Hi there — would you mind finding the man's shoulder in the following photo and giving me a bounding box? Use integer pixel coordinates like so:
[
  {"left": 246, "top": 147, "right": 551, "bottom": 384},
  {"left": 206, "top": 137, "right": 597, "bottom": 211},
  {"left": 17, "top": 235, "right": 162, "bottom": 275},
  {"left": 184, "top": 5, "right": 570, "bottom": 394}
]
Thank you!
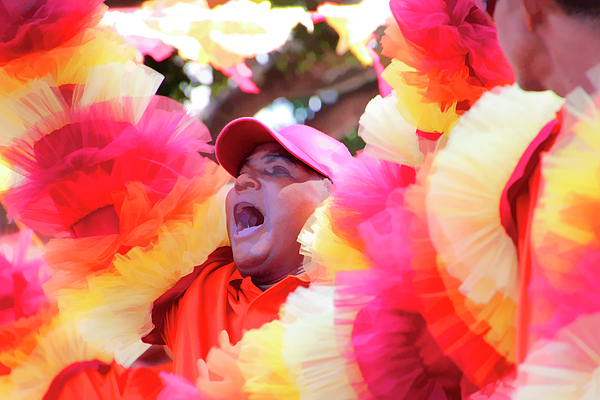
[{"left": 143, "top": 246, "right": 235, "bottom": 344}]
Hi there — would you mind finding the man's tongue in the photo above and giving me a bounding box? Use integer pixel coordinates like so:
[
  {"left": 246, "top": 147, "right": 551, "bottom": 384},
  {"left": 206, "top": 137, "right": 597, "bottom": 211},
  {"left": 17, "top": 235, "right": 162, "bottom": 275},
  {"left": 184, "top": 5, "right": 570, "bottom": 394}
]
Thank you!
[{"left": 238, "top": 207, "right": 264, "bottom": 232}]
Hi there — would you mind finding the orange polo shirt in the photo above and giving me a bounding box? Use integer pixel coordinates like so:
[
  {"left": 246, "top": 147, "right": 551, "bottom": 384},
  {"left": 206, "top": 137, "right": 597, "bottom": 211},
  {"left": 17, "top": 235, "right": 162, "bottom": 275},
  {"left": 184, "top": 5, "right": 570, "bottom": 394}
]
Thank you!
[{"left": 143, "top": 246, "right": 310, "bottom": 382}]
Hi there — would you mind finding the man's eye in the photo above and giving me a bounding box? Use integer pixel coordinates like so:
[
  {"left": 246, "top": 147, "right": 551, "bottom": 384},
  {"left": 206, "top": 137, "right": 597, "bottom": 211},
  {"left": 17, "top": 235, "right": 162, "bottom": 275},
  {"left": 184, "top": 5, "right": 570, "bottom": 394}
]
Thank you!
[{"left": 267, "top": 166, "right": 291, "bottom": 176}]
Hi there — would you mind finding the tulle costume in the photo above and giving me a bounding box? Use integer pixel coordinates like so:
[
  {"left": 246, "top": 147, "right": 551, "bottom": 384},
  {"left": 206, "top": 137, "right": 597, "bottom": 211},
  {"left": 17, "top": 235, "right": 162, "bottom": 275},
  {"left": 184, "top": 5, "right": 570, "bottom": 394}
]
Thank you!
[
  {"left": 0, "top": 228, "right": 185, "bottom": 400},
  {"left": 182, "top": 0, "right": 528, "bottom": 399},
  {"left": 0, "top": 0, "right": 242, "bottom": 398},
  {"left": 259, "top": 4, "right": 599, "bottom": 400}
]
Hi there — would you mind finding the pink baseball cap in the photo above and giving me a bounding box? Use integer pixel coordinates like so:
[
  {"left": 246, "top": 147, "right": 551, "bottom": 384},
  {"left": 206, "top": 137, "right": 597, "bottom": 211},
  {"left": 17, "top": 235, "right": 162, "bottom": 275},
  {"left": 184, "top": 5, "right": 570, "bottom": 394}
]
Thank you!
[{"left": 216, "top": 117, "right": 353, "bottom": 181}]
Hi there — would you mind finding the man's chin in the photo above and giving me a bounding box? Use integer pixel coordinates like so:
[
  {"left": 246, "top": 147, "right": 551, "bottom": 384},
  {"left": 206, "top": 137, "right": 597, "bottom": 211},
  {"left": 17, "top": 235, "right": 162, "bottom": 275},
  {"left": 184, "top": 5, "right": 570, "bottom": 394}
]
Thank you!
[
  {"left": 516, "top": 75, "right": 548, "bottom": 93},
  {"left": 231, "top": 246, "right": 269, "bottom": 277}
]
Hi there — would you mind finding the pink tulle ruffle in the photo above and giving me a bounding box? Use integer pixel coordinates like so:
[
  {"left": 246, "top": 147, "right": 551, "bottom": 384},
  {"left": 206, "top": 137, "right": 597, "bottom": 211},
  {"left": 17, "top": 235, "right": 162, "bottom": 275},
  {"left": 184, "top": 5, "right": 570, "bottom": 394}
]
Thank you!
[
  {"left": 2, "top": 96, "right": 216, "bottom": 236},
  {"left": 329, "top": 153, "right": 416, "bottom": 246},
  {"left": 351, "top": 298, "right": 463, "bottom": 400},
  {"left": 385, "top": 0, "right": 514, "bottom": 110},
  {"left": 0, "top": 229, "right": 48, "bottom": 326}
]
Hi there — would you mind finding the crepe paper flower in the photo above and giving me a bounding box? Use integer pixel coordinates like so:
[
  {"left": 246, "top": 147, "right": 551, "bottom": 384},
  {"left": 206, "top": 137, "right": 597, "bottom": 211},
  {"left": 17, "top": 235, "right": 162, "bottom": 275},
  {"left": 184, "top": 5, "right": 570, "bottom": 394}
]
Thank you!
[
  {"left": 0, "top": 0, "right": 106, "bottom": 65},
  {"left": 316, "top": 0, "right": 391, "bottom": 65}
]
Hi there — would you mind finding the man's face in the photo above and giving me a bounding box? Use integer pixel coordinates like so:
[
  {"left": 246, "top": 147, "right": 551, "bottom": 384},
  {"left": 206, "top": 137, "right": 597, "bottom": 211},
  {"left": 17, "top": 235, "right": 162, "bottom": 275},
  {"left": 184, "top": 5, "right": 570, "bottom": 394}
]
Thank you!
[
  {"left": 494, "top": 0, "right": 550, "bottom": 92},
  {"left": 225, "top": 142, "right": 330, "bottom": 284}
]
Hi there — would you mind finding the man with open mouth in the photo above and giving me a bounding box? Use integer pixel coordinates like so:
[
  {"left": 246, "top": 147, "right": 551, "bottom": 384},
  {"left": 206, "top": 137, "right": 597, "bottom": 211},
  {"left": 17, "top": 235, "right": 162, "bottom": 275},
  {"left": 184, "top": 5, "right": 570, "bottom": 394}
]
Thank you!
[{"left": 142, "top": 117, "right": 354, "bottom": 382}]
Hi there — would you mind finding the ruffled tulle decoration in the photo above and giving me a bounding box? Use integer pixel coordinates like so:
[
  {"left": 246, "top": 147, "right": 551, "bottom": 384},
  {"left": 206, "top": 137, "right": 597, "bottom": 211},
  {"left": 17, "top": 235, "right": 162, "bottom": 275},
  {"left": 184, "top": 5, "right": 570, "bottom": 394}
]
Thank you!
[
  {"left": 405, "top": 160, "right": 511, "bottom": 391},
  {"left": 0, "top": 228, "right": 59, "bottom": 372},
  {"left": 512, "top": 313, "right": 600, "bottom": 400},
  {"left": 9, "top": 320, "right": 114, "bottom": 400},
  {"left": 358, "top": 91, "right": 423, "bottom": 168},
  {"left": 299, "top": 154, "right": 415, "bottom": 277},
  {"left": 526, "top": 247, "right": 600, "bottom": 343},
  {"left": 351, "top": 297, "right": 463, "bottom": 400},
  {"left": 280, "top": 286, "right": 368, "bottom": 400},
  {"left": 237, "top": 321, "right": 300, "bottom": 400},
  {"left": 2, "top": 93, "right": 223, "bottom": 236},
  {"left": 0, "top": 62, "right": 163, "bottom": 148},
  {"left": 0, "top": 26, "right": 137, "bottom": 95},
  {"left": 60, "top": 191, "right": 229, "bottom": 355},
  {"left": 298, "top": 201, "right": 372, "bottom": 279},
  {"left": 42, "top": 169, "right": 229, "bottom": 292},
  {"left": 531, "top": 87, "right": 600, "bottom": 288},
  {"left": 0, "top": 228, "right": 48, "bottom": 324},
  {"left": 416, "top": 85, "right": 564, "bottom": 386},
  {"left": 0, "top": 0, "right": 106, "bottom": 65},
  {"left": 206, "top": 286, "right": 370, "bottom": 400},
  {"left": 328, "top": 153, "right": 415, "bottom": 247},
  {"left": 380, "top": 0, "right": 514, "bottom": 134}
]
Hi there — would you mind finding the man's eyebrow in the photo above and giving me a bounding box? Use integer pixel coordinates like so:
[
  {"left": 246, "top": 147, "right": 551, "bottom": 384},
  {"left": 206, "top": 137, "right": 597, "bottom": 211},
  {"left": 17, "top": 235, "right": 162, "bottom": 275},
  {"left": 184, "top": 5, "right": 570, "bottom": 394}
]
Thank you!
[
  {"left": 261, "top": 153, "right": 296, "bottom": 165},
  {"left": 241, "top": 152, "right": 297, "bottom": 169}
]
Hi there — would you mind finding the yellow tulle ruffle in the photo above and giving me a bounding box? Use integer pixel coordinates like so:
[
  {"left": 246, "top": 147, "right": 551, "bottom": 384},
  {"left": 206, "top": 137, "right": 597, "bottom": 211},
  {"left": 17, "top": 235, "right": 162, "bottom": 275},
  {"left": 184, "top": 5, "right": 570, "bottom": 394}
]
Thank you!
[
  {"left": 0, "top": 26, "right": 136, "bottom": 95},
  {"left": 0, "top": 62, "right": 163, "bottom": 146},
  {"left": 280, "top": 286, "right": 366, "bottom": 400},
  {"left": 238, "top": 321, "right": 300, "bottom": 400},
  {"left": 8, "top": 318, "right": 113, "bottom": 400},
  {"left": 59, "top": 189, "right": 229, "bottom": 356},
  {"left": 382, "top": 60, "right": 461, "bottom": 135},
  {"left": 229, "top": 286, "right": 367, "bottom": 400},
  {"left": 358, "top": 91, "right": 424, "bottom": 168},
  {"left": 298, "top": 201, "right": 371, "bottom": 279},
  {"left": 425, "top": 84, "right": 564, "bottom": 364},
  {"left": 43, "top": 169, "right": 230, "bottom": 293},
  {"left": 0, "top": 302, "right": 59, "bottom": 372},
  {"left": 531, "top": 88, "right": 600, "bottom": 287}
]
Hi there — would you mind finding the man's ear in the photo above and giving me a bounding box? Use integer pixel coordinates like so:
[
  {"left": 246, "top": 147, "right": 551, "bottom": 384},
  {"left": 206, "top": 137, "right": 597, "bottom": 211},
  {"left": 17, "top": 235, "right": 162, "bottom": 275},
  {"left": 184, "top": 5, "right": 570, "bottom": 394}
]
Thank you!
[
  {"left": 523, "top": 0, "right": 543, "bottom": 29},
  {"left": 523, "top": 0, "right": 557, "bottom": 30}
]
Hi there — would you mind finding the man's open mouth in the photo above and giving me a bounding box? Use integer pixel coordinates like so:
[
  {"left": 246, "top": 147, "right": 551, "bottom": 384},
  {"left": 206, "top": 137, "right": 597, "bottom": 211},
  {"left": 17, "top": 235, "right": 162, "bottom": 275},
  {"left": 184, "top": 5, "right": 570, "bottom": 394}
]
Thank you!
[{"left": 234, "top": 202, "right": 265, "bottom": 236}]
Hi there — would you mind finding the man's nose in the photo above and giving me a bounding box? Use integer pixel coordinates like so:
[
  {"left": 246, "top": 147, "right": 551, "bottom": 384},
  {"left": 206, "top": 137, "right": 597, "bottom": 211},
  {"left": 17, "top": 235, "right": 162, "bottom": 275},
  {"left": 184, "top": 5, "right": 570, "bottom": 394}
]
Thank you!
[{"left": 234, "top": 172, "right": 261, "bottom": 192}]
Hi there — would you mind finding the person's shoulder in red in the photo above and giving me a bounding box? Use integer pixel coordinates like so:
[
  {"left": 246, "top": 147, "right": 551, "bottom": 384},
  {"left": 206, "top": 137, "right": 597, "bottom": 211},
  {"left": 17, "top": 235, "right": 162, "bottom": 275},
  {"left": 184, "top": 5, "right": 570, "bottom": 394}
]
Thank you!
[{"left": 141, "top": 119, "right": 354, "bottom": 381}]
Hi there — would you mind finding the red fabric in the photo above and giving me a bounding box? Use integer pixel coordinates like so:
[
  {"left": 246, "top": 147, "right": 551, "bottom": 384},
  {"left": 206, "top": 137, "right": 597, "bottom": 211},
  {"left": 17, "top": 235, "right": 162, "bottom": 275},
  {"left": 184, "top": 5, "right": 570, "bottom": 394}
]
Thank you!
[
  {"left": 503, "top": 124, "right": 559, "bottom": 364},
  {"left": 144, "top": 246, "right": 310, "bottom": 382},
  {"left": 55, "top": 362, "right": 164, "bottom": 400},
  {"left": 44, "top": 360, "right": 111, "bottom": 400},
  {"left": 499, "top": 116, "right": 561, "bottom": 246},
  {"left": 69, "top": 205, "right": 121, "bottom": 238}
]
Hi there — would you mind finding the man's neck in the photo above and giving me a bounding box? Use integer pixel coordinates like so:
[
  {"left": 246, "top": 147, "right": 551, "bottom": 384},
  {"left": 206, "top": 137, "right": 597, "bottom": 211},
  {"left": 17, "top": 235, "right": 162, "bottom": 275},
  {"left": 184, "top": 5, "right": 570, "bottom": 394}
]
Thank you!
[
  {"left": 251, "top": 265, "right": 305, "bottom": 291},
  {"left": 543, "top": 14, "right": 600, "bottom": 97}
]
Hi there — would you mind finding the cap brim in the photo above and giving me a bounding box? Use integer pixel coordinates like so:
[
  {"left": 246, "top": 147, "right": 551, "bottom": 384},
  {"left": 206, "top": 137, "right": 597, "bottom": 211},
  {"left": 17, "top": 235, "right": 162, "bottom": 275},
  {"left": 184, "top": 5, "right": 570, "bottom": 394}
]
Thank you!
[{"left": 216, "top": 118, "right": 329, "bottom": 178}]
